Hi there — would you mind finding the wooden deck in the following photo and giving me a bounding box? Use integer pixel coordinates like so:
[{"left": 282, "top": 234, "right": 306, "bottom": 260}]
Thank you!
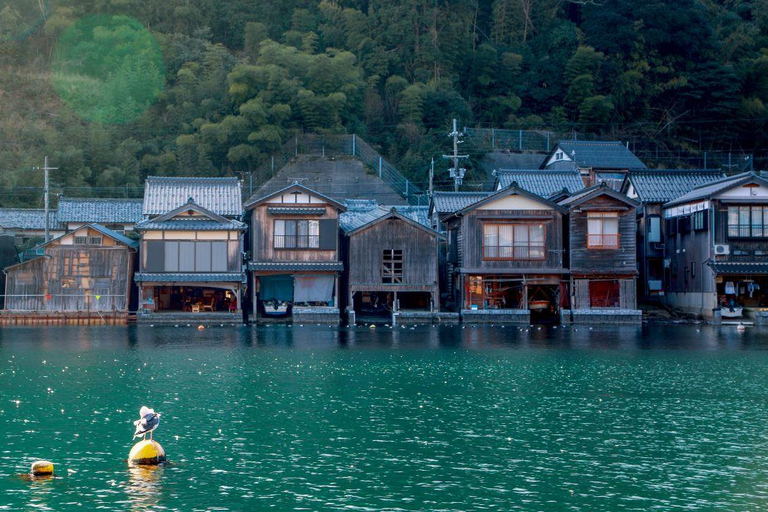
[{"left": 0, "top": 311, "right": 129, "bottom": 325}]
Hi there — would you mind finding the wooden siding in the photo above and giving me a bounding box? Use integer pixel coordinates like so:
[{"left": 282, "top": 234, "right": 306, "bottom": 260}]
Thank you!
[
  {"left": 251, "top": 204, "right": 340, "bottom": 262},
  {"left": 348, "top": 218, "right": 439, "bottom": 289},
  {"left": 460, "top": 209, "right": 564, "bottom": 271},
  {"left": 568, "top": 195, "right": 637, "bottom": 274},
  {"left": 5, "top": 246, "right": 133, "bottom": 312},
  {"left": 713, "top": 203, "right": 768, "bottom": 260}
]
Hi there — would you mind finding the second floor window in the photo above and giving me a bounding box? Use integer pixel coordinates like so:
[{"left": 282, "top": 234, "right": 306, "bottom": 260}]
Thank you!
[
  {"left": 587, "top": 212, "right": 619, "bottom": 249},
  {"left": 382, "top": 249, "right": 403, "bottom": 283},
  {"left": 274, "top": 219, "right": 319, "bottom": 249},
  {"left": 483, "top": 223, "right": 545, "bottom": 260},
  {"left": 728, "top": 206, "right": 768, "bottom": 238}
]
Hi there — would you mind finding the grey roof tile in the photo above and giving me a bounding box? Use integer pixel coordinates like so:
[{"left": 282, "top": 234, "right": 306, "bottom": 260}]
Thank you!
[
  {"left": 134, "top": 218, "right": 246, "bottom": 231},
  {"left": 495, "top": 169, "right": 585, "bottom": 197},
  {"left": 339, "top": 201, "right": 430, "bottom": 233},
  {"left": 143, "top": 176, "right": 242, "bottom": 217},
  {"left": 58, "top": 197, "right": 143, "bottom": 223},
  {"left": 626, "top": 170, "right": 725, "bottom": 203},
  {"left": 664, "top": 172, "right": 766, "bottom": 207},
  {"left": 709, "top": 262, "right": 768, "bottom": 275},
  {"left": 0, "top": 208, "right": 62, "bottom": 230},
  {"left": 135, "top": 272, "right": 246, "bottom": 283},
  {"left": 548, "top": 140, "right": 646, "bottom": 169},
  {"left": 248, "top": 262, "right": 344, "bottom": 271},
  {"left": 431, "top": 192, "right": 491, "bottom": 215}
]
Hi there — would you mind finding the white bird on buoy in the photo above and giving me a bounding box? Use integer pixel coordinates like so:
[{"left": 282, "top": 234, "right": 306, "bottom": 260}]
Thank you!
[{"left": 133, "top": 406, "right": 161, "bottom": 440}]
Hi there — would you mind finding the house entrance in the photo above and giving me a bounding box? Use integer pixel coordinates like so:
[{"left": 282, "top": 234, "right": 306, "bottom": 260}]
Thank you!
[{"left": 151, "top": 286, "right": 238, "bottom": 313}]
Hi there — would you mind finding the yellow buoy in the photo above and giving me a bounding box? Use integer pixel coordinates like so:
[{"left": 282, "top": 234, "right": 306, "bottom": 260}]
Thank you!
[
  {"left": 128, "top": 439, "right": 166, "bottom": 465},
  {"left": 30, "top": 460, "right": 54, "bottom": 476}
]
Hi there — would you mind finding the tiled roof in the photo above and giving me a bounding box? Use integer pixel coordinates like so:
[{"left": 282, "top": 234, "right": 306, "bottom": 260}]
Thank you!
[
  {"left": 135, "top": 272, "right": 246, "bottom": 283},
  {"left": 339, "top": 201, "right": 430, "bottom": 233},
  {"left": 79, "top": 224, "right": 139, "bottom": 249},
  {"left": 665, "top": 172, "right": 767, "bottom": 207},
  {"left": 143, "top": 176, "right": 242, "bottom": 217},
  {"left": 431, "top": 192, "right": 491, "bottom": 215},
  {"left": 267, "top": 207, "right": 326, "bottom": 215},
  {"left": 709, "top": 262, "right": 768, "bottom": 275},
  {"left": 0, "top": 208, "right": 62, "bottom": 231},
  {"left": 58, "top": 197, "right": 143, "bottom": 224},
  {"left": 244, "top": 182, "right": 346, "bottom": 210},
  {"left": 547, "top": 141, "right": 646, "bottom": 170},
  {"left": 248, "top": 261, "right": 344, "bottom": 271},
  {"left": 134, "top": 218, "right": 246, "bottom": 231},
  {"left": 626, "top": 170, "right": 725, "bottom": 203},
  {"left": 557, "top": 183, "right": 638, "bottom": 208},
  {"left": 495, "top": 169, "right": 585, "bottom": 197}
]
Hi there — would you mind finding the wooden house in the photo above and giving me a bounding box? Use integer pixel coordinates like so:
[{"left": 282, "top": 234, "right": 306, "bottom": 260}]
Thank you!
[
  {"left": 0, "top": 208, "right": 64, "bottom": 248},
  {"left": 57, "top": 197, "right": 144, "bottom": 234},
  {"left": 558, "top": 183, "right": 641, "bottom": 324},
  {"left": 2, "top": 224, "right": 137, "bottom": 324},
  {"left": 340, "top": 200, "right": 443, "bottom": 323},
  {"left": 662, "top": 172, "right": 768, "bottom": 322},
  {"left": 244, "top": 183, "right": 345, "bottom": 323},
  {"left": 441, "top": 185, "right": 568, "bottom": 324},
  {"left": 542, "top": 140, "right": 646, "bottom": 190},
  {"left": 621, "top": 170, "right": 724, "bottom": 301},
  {"left": 133, "top": 177, "right": 246, "bottom": 323}
]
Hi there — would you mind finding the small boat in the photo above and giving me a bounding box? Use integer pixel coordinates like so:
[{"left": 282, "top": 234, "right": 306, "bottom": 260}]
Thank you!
[
  {"left": 261, "top": 299, "right": 290, "bottom": 316},
  {"left": 528, "top": 300, "right": 550, "bottom": 311},
  {"left": 721, "top": 306, "right": 743, "bottom": 318}
]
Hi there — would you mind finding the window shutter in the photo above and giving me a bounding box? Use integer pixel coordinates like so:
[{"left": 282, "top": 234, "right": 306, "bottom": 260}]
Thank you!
[
  {"left": 145, "top": 241, "right": 164, "bottom": 272},
  {"left": 319, "top": 219, "right": 338, "bottom": 250}
]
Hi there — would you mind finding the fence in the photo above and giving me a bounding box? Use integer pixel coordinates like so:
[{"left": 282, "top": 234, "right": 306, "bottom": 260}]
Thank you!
[{"left": 251, "top": 134, "right": 424, "bottom": 205}]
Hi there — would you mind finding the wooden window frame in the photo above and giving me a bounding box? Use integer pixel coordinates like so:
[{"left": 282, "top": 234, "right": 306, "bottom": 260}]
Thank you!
[
  {"left": 382, "top": 249, "right": 403, "bottom": 284},
  {"left": 587, "top": 212, "right": 620, "bottom": 250},
  {"left": 727, "top": 206, "right": 768, "bottom": 239},
  {"left": 273, "top": 219, "right": 320, "bottom": 250},
  {"left": 482, "top": 222, "right": 547, "bottom": 261}
]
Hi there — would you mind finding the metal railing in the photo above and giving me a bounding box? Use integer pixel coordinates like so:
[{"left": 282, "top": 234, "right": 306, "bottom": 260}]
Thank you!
[
  {"left": 728, "top": 224, "right": 768, "bottom": 238},
  {"left": 482, "top": 244, "right": 546, "bottom": 260},
  {"left": 587, "top": 234, "right": 620, "bottom": 248},
  {"left": 273, "top": 234, "right": 320, "bottom": 249}
]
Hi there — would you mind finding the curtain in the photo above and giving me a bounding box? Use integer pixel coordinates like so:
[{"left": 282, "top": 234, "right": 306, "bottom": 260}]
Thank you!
[
  {"left": 258, "top": 275, "right": 294, "bottom": 302},
  {"left": 294, "top": 275, "right": 334, "bottom": 303}
]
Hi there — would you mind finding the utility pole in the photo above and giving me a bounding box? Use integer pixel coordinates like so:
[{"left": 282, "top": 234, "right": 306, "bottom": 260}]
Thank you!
[
  {"left": 429, "top": 158, "right": 434, "bottom": 198},
  {"left": 33, "top": 156, "right": 57, "bottom": 243},
  {"left": 442, "top": 119, "right": 468, "bottom": 192}
]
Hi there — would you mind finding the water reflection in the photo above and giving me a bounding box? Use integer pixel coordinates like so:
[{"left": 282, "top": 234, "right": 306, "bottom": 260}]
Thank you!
[{"left": 125, "top": 464, "right": 163, "bottom": 512}]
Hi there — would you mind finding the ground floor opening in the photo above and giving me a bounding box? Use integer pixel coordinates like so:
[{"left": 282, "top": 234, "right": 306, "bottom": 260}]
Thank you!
[
  {"left": 142, "top": 285, "right": 240, "bottom": 313},
  {"left": 716, "top": 275, "right": 768, "bottom": 317},
  {"left": 254, "top": 273, "right": 338, "bottom": 319},
  {"left": 461, "top": 274, "right": 566, "bottom": 323}
]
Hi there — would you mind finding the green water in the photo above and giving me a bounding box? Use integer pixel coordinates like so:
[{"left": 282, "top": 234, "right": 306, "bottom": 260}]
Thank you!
[{"left": 2, "top": 324, "right": 768, "bottom": 511}]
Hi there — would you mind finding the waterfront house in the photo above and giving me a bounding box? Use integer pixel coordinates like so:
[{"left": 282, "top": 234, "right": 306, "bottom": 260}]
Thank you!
[
  {"left": 134, "top": 177, "right": 246, "bottom": 323},
  {"left": 441, "top": 184, "right": 568, "bottom": 323},
  {"left": 621, "top": 170, "right": 724, "bottom": 301},
  {"left": 340, "top": 200, "right": 443, "bottom": 324},
  {"left": 244, "top": 183, "right": 345, "bottom": 323},
  {"left": 541, "top": 140, "right": 646, "bottom": 190},
  {"left": 662, "top": 171, "right": 768, "bottom": 322},
  {"left": 2, "top": 224, "right": 137, "bottom": 324},
  {"left": 558, "top": 183, "right": 641, "bottom": 324},
  {"left": 57, "top": 197, "right": 144, "bottom": 234},
  {"left": 0, "top": 208, "right": 64, "bottom": 248}
]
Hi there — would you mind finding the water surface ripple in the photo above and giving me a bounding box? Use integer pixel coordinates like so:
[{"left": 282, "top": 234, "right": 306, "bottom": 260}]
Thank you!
[{"left": 1, "top": 324, "right": 768, "bottom": 510}]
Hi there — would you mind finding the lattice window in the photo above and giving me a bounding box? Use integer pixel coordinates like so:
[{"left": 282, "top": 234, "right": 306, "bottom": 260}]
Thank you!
[{"left": 382, "top": 249, "right": 403, "bottom": 284}]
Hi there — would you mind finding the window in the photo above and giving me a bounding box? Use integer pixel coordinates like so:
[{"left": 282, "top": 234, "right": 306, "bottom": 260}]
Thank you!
[
  {"left": 74, "top": 236, "right": 102, "bottom": 245},
  {"left": 728, "top": 206, "right": 768, "bottom": 238},
  {"left": 274, "top": 220, "right": 320, "bottom": 249},
  {"left": 589, "top": 280, "right": 621, "bottom": 308},
  {"left": 382, "top": 249, "right": 403, "bottom": 283},
  {"left": 693, "top": 210, "right": 706, "bottom": 231},
  {"left": 648, "top": 216, "right": 661, "bottom": 243},
  {"left": 587, "top": 212, "right": 619, "bottom": 249},
  {"left": 556, "top": 151, "right": 563, "bottom": 160},
  {"left": 482, "top": 223, "right": 545, "bottom": 260},
  {"left": 74, "top": 236, "right": 87, "bottom": 244}
]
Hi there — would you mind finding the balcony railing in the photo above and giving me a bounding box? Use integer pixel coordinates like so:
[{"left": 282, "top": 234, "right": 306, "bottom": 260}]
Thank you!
[
  {"left": 728, "top": 224, "right": 767, "bottom": 238},
  {"left": 483, "top": 243, "right": 546, "bottom": 260},
  {"left": 587, "top": 234, "right": 620, "bottom": 249},
  {"left": 274, "top": 235, "right": 320, "bottom": 249}
]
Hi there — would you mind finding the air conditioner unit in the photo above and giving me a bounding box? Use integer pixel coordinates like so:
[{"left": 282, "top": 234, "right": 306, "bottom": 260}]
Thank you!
[
  {"left": 714, "top": 244, "right": 730, "bottom": 255},
  {"left": 663, "top": 259, "right": 671, "bottom": 268}
]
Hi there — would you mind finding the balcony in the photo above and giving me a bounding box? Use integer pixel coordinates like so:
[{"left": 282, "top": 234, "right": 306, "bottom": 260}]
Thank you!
[{"left": 274, "top": 234, "right": 320, "bottom": 249}]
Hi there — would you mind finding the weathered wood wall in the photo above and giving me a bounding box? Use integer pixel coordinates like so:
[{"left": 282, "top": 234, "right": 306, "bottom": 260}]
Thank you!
[
  {"left": 348, "top": 218, "right": 438, "bottom": 288},
  {"left": 459, "top": 209, "right": 563, "bottom": 271},
  {"left": 250, "top": 205, "right": 340, "bottom": 262},
  {"left": 568, "top": 195, "right": 637, "bottom": 273}
]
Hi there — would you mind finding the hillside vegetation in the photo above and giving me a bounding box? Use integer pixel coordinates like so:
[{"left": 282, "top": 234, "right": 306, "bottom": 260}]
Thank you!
[{"left": 1, "top": 0, "right": 767, "bottom": 204}]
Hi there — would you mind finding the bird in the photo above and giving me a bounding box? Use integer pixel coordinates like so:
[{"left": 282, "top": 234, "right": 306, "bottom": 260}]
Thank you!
[{"left": 133, "top": 406, "right": 161, "bottom": 440}]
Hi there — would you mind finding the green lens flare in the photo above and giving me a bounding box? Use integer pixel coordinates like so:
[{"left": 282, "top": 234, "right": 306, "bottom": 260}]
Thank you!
[{"left": 51, "top": 15, "right": 164, "bottom": 124}]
